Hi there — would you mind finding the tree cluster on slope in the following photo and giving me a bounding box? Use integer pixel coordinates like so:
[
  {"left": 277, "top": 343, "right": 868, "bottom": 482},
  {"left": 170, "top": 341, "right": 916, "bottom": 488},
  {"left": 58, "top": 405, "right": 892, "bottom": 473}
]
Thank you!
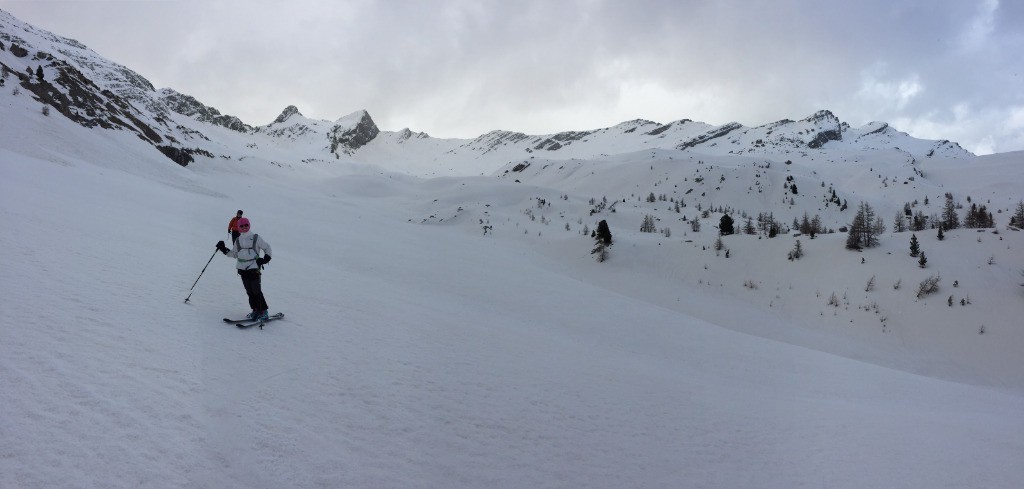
[{"left": 845, "top": 202, "right": 883, "bottom": 250}]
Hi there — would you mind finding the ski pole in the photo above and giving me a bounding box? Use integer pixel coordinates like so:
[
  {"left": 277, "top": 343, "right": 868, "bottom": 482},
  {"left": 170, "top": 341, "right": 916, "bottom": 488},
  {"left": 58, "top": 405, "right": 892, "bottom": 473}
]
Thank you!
[{"left": 184, "top": 248, "right": 219, "bottom": 303}]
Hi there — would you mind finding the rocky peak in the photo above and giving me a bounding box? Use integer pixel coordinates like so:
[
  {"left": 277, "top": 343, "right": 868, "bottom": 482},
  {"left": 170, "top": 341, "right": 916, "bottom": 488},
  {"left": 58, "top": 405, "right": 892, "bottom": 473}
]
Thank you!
[
  {"left": 329, "top": 110, "right": 380, "bottom": 155},
  {"left": 801, "top": 110, "right": 843, "bottom": 148},
  {"left": 273, "top": 105, "right": 303, "bottom": 124}
]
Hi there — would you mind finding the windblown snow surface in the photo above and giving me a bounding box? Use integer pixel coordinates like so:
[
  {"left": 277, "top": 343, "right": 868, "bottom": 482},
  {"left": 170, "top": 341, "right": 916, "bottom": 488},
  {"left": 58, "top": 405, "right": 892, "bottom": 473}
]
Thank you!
[{"left": 3, "top": 90, "right": 1024, "bottom": 488}]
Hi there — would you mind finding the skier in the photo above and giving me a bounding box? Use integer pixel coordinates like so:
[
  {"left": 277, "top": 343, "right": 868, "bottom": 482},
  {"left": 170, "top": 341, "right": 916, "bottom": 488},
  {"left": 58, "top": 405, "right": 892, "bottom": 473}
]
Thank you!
[
  {"left": 227, "top": 210, "right": 244, "bottom": 243},
  {"left": 216, "top": 217, "right": 272, "bottom": 320}
]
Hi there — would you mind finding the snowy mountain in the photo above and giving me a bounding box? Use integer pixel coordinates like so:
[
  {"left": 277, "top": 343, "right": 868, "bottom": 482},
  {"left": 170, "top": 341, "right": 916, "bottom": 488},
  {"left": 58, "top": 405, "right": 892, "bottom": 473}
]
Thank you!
[
  {"left": 3, "top": 9, "right": 1024, "bottom": 489},
  {"left": 2, "top": 8, "right": 972, "bottom": 175}
]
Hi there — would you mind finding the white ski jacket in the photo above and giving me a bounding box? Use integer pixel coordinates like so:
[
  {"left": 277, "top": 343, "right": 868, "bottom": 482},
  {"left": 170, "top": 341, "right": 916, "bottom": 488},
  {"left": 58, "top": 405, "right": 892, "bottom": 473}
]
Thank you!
[{"left": 227, "top": 231, "right": 272, "bottom": 270}]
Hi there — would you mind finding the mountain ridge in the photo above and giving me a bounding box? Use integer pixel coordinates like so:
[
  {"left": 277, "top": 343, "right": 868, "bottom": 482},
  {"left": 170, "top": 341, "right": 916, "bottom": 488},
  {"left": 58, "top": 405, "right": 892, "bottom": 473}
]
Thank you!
[{"left": 0, "top": 8, "right": 973, "bottom": 172}]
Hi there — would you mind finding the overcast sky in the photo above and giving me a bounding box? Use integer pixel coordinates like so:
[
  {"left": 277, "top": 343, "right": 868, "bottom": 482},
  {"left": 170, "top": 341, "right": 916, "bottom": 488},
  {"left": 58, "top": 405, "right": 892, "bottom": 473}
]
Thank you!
[{"left": 3, "top": 0, "right": 1022, "bottom": 154}]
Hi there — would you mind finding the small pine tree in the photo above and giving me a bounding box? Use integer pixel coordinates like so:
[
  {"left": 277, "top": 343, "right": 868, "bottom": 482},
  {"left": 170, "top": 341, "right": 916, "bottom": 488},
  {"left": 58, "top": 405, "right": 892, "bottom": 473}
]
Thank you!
[
  {"left": 35, "top": 65, "right": 43, "bottom": 81},
  {"left": 744, "top": 217, "right": 757, "bottom": 235},
  {"left": 918, "top": 251, "right": 928, "bottom": 268},
  {"left": 788, "top": 239, "right": 803, "bottom": 260},
  {"left": 909, "top": 234, "right": 920, "bottom": 257},
  {"left": 591, "top": 220, "right": 612, "bottom": 262},
  {"left": 595, "top": 220, "right": 612, "bottom": 245},
  {"left": 719, "top": 214, "right": 734, "bottom": 236},
  {"left": 937, "top": 226, "right": 944, "bottom": 241},
  {"left": 942, "top": 195, "right": 959, "bottom": 230},
  {"left": 893, "top": 211, "right": 906, "bottom": 233},
  {"left": 1010, "top": 200, "right": 1024, "bottom": 228}
]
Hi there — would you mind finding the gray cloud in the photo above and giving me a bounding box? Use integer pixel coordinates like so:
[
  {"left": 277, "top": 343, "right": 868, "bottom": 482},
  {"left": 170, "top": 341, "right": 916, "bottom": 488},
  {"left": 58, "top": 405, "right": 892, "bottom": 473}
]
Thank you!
[{"left": 3, "top": 0, "right": 1022, "bottom": 153}]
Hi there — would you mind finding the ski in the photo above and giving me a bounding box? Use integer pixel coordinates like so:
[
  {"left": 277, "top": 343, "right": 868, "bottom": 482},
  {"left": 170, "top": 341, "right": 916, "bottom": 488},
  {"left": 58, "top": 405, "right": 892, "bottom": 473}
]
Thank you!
[
  {"left": 233, "top": 312, "right": 284, "bottom": 329},
  {"left": 223, "top": 313, "right": 284, "bottom": 324}
]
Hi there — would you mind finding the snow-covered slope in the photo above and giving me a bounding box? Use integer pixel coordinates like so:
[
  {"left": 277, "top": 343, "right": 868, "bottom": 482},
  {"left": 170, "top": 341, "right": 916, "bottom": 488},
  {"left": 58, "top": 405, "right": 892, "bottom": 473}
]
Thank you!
[
  {"left": 3, "top": 9, "right": 1024, "bottom": 488},
  {"left": 4, "top": 99, "right": 1024, "bottom": 488}
]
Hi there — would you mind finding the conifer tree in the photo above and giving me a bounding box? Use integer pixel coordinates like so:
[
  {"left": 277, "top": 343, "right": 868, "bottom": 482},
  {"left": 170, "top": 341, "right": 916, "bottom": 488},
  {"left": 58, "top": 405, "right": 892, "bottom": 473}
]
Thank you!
[
  {"left": 595, "top": 220, "right": 612, "bottom": 245},
  {"left": 640, "top": 215, "right": 656, "bottom": 233},
  {"left": 893, "top": 211, "right": 906, "bottom": 233},
  {"left": 719, "top": 214, "right": 734, "bottom": 236},
  {"left": 810, "top": 215, "right": 822, "bottom": 238},
  {"left": 591, "top": 220, "right": 612, "bottom": 262},
  {"left": 1012, "top": 201, "right": 1024, "bottom": 228},
  {"left": 918, "top": 251, "right": 928, "bottom": 268},
  {"left": 909, "top": 234, "right": 920, "bottom": 257},
  {"left": 744, "top": 217, "right": 756, "bottom": 235},
  {"left": 846, "top": 202, "right": 879, "bottom": 249},
  {"left": 942, "top": 195, "right": 959, "bottom": 230}
]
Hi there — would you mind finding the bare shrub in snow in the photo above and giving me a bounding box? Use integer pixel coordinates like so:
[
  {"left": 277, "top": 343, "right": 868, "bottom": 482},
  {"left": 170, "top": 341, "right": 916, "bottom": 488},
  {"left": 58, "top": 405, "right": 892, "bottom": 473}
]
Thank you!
[{"left": 916, "top": 274, "right": 941, "bottom": 299}]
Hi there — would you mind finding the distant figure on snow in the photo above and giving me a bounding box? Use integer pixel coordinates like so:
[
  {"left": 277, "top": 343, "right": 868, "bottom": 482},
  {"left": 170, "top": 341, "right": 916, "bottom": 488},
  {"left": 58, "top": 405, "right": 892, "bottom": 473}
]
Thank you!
[
  {"left": 228, "top": 210, "right": 244, "bottom": 243},
  {"left": 216, "top": 217, "right": 273, "bottom": 320}
]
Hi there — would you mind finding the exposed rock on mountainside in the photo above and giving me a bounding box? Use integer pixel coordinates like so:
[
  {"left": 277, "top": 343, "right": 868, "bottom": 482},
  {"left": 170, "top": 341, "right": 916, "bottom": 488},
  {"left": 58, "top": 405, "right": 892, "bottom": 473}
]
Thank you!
[
  {"left": 159, "top": 88, "right": 252, "bottom": 133},
  {"left": 330, "top": 110, "right": 380, "bottom": 155},
  {"left": 677, "top": 122, "right": 744, "bottom": 150},
  {"left": 273, "top": 105, "right": 302, "bottom": 124}
]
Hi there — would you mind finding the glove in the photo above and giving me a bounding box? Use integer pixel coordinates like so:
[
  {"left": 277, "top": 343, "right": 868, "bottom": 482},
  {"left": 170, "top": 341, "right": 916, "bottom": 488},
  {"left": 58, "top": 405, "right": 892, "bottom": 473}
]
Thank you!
[
  {"left": 216, "top": 240, "right": 228, "bottom": 254},
  {"left": 256, "top": 255, "right": 271, "bottom": 266}
]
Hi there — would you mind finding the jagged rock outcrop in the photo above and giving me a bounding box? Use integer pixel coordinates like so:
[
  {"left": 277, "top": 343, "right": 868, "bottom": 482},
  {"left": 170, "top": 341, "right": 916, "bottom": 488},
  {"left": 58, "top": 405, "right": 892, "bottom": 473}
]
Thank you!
[
  {"left": 677, "top": 122, "right": 744, "bottom": 150},
  {"left": 803, "top": 110, "right": 843, "bottom": 148},
  {"left": 533, "top": 130, "right": 595, "bottom": 151},
  {"left": 158, "top": 88, "right": 252, "bottom": 133},
  {"left": 329, "top": 110, "right": 380, "bottom": 155},
  {"left": 273, "top": 105, "right": 302, "bottom": 124}
]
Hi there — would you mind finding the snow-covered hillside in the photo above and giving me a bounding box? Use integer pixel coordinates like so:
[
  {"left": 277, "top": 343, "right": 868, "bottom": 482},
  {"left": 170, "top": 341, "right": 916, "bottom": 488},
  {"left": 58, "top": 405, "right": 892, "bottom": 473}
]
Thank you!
[{"left": 3, "top": 8, "right": 1024, "bottom": 489}]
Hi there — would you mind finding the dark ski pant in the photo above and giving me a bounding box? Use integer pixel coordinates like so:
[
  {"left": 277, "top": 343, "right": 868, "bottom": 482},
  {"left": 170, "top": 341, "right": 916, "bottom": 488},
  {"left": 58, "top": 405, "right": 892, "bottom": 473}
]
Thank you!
[{"left": 238, "top": 268, "right": 269, "bottom": 312}]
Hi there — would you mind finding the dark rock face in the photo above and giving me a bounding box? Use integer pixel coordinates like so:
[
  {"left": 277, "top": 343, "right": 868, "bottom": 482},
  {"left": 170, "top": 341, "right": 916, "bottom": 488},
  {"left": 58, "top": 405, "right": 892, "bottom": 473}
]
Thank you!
[
  {"left": 274, "top": 105, "right": 302, "bottom": 124},
  {"left": 803, "top": 110, "right": 843, "bottom": 149},
  {"left": 677, "top": 122, "right": 743, "bottom": 150},
  {"left": 9, "top": 43, "right": 28, "bottom": 57},
  {"left": 157, "top": 145, "right": 194, "bottom": 167},
  {"left": 14, "top": 57, "right": 165, "bottom": 145},
  {"left": 533, "top": 130, "right": 595, "bottom": 151},
  {"left": 807, "top": 128, "right": 842, "bottom": 149},
  {"left": 159, "top": 89, "right": 252, "bottom": 133},
  {"left": 330, "top": 111, "right": 380, "bottom": 154}
]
